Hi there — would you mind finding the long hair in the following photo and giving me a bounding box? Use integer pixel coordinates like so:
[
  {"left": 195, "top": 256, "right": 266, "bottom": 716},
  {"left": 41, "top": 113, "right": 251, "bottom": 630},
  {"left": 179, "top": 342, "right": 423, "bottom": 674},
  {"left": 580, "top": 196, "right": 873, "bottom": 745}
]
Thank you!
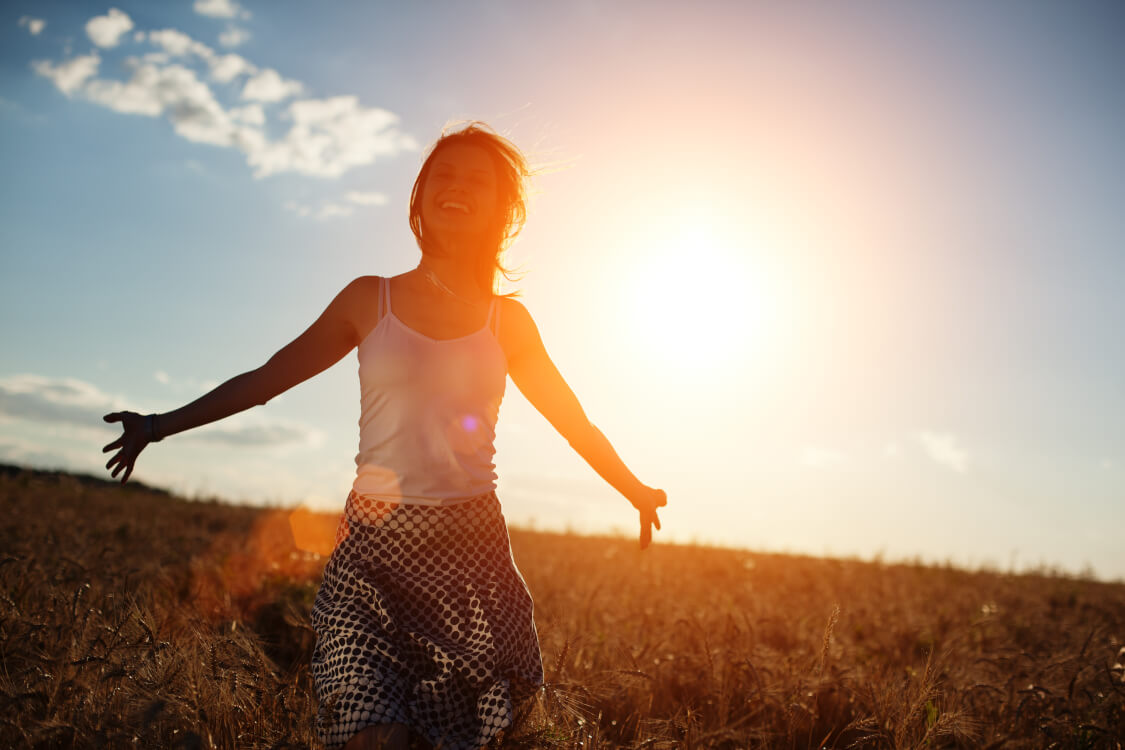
[{"left": 409, "top": 122, "right": 530, "bottom": 297}]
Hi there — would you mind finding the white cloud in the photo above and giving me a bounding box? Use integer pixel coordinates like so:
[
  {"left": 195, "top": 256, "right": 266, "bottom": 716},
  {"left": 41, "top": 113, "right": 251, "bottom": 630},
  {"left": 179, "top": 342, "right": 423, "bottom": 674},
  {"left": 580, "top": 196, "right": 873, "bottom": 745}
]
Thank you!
[
  {"left": 31, "top": 16, "right": 415, "bottom": 180},
  {"left": 194, "top": 0, "right": 249, "bottom": 20},
  {"left": 241, "top": 68, "right": 303, "bottom": 103},
  {"left": 249, "top": 96, "right": 417, "bottom": 178},
  {"left": 0, "top": 373, "right": 318, "bottom": 450},
  {"left": 208, "top": 53, "right": 256, "bottom": 83},
  {"left": 86, "top": 8, "right": 134, "bottom": 49},
  {"left": 19, "top": 16, "right": 46, "bottom": 36},
  {"left": 284, "top": 200, "right": 355, "bottom": 221},
  {"left": 83, "top": 62, "right": 236, "bottom": 146},
  {"left": 316, "top": 202, "right": 354, "bottom": 220},
  {"left": 145, "top": 28, "right": 213, "bottom": 59},
  {"left": 219, "top": 26, "right": 251, "bottom": 48},
  {"left": 346, "top": 191, "right": 389, "bottom": 206},
  {"left": 193, "top": 419, "right": 321, "bottom": 447},
  {"left": 801, "top": 446, "right": 846, "bottom": 469},
  {"left": 154, "top": 371, "right": 171, "bottom": 385},
  {"left": 31, "top": 53, "right": 101, "bottom": 96},
  {"left": 229, "top": 104, "right": 265, "bottom": 126},
  {"left": 0, "top": 374, "right": 122, "bottom": 428},
  {"left": 915, "top": 431, "right": 969, "bottom": 473},
  {"left": 285, "top": 192, "right": 388, "bottom": 221}
]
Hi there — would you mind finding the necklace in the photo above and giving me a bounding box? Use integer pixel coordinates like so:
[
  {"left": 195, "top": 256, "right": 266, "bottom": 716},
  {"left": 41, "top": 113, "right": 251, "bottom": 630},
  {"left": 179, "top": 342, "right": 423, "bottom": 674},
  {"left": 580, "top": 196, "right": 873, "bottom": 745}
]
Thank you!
[{"left": 419, "top": 265, "right": 480, "bottom": 307}]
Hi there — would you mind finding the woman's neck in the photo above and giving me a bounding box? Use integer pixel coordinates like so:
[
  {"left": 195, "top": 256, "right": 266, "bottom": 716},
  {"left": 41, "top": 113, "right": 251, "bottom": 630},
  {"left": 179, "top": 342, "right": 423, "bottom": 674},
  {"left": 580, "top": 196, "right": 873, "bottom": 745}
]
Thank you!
[{"left": 417, "top": 254, "right": 488, "bottom": 305}]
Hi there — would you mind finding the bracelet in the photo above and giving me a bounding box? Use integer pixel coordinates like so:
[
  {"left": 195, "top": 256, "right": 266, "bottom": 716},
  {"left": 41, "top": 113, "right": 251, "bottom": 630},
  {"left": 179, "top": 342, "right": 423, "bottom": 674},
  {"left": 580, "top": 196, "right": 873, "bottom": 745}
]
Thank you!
[{"left": 145, "top": 413, "right": 164, "bottom": 443}]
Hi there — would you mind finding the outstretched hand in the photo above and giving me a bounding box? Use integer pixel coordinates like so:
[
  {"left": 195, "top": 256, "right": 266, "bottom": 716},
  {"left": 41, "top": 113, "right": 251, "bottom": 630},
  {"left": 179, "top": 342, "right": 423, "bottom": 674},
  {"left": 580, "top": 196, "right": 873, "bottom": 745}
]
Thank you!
[
  {"left": 102, "top": 411, "right": 149, "bottom": 483},
  {"left": 630, "top": 486, "right": 667, "bottom": 550}
]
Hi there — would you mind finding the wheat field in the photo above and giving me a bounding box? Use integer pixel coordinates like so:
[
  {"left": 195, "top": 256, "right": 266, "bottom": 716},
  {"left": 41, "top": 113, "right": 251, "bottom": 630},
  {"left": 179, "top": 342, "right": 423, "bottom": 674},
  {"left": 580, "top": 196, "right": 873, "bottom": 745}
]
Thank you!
[{"left": 1, "top": 464, "right": 1123, "bottom": 748}]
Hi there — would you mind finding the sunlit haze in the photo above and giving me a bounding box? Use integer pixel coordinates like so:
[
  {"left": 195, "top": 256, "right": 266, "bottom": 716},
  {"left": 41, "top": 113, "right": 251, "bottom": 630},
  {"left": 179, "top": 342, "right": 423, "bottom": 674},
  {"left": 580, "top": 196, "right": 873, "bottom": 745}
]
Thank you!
[{"left": 2, "top": 1, "right": 1123, "bottom": 579}]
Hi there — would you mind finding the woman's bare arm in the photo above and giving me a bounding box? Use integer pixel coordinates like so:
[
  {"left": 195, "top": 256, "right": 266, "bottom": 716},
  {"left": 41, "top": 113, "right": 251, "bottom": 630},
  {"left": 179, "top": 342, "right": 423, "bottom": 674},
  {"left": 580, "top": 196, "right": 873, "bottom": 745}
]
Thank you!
[
  {"left": 103, "top": 277, "right": 373, "bottom": 483},
  {"left": 500, "top": 298, "right": 667, "bottom": 548}
]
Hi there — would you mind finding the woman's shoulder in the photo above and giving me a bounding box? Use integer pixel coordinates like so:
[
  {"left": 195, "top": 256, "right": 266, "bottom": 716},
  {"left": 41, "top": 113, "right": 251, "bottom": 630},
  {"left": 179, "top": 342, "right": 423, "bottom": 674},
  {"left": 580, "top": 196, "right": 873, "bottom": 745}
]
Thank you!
[
  {"left": 495, "top": 297, "right": 541, "bottom": 355},
  {"left": 329, "top": 276, "right": 383, "bottom": 323},
  {"left": 346, "top": 275, "right": 383, "bottom": 291},
  {"left": 496, "top": 296, "right": 533, "bottom": 325}
]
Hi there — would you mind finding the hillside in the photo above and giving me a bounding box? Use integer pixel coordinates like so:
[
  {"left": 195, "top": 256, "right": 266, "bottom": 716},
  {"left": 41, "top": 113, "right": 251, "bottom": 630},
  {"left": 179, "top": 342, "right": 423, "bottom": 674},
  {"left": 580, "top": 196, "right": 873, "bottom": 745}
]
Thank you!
[{"left": 1, "top": 465, "right": 1123, "bottom": 748}]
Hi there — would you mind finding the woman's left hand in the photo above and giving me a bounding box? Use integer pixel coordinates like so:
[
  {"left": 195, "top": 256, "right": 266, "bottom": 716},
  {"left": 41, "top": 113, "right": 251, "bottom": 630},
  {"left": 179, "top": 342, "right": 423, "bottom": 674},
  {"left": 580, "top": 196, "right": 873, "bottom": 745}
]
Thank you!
[{"left": 630, "top": 486, "right": 667, "bottom": 550}]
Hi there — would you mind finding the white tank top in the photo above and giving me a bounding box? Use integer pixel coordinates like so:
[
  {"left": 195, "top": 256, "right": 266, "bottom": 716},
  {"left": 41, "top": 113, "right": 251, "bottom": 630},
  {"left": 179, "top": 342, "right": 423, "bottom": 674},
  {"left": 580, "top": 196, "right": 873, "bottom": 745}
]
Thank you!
[{"left": 352, "top": 276, "right": 508, "bottom": 505}]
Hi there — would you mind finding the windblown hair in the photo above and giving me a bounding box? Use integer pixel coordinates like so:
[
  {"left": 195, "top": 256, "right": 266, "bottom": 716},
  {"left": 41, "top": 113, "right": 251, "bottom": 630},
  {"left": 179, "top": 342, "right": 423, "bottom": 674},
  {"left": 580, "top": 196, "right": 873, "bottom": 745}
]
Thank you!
[{"left": 409, "top": 122, "right": 530, "bottom": 297}]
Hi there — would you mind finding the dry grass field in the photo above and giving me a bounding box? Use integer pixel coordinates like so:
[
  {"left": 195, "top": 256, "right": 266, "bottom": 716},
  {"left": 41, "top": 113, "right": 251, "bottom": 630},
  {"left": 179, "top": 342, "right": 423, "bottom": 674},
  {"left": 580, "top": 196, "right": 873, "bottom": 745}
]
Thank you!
[{"left": 2, "top": 464, "right": 1123, "bottom": 749}]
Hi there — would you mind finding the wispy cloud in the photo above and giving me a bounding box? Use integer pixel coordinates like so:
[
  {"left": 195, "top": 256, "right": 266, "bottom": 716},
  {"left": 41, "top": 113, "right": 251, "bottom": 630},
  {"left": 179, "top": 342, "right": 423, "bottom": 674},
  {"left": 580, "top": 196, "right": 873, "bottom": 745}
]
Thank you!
[
  {"left": 0, "top": 436, "right": 81, "bottom": 471},
  {"left": 285, "top": 191, "right": 389, "bottom": 221},
  {"left": 915, "top": 431, "right": 969, "bottom": 473},
  {"left": 0, "top": 374, "right": 121, "bottom": 428},
  {"left": 248, "top": 96, "right": 416, "bottom": 178},
  {"left": 0, "top": 373, "right": 319, "bottom": 450},
  {"left": 194, "top": 0, "right": 250, "bottom": 21},
  {"left": 145, "top": 28, "right": 214, "bottom": 59},
  {"left": 86, "top": 8, "right": 134, "bottom": 49},
  {"left": 19, "top": 16, "right": 46, "bottom": 36},
  {"left": 31, "top": 53, "right": 100, "bottom": 96},
  {"left": 345, "top": 191, "right": 389, "bottom": 206},
  {"left": 209, "top": 53, "right": 256, "bottom": 83},
  {"left": 240, "top": 68, "right": 303, "bottom": 103},
  {"left": 218, "top": 26, "right": 250, "bottom": 48},
  {"left": 29, "top": 9, "right": 416, "bottom": 179},
  {"left": 193, "top": 420, "right": 322, "bottom": 447},
  {"left": 284, "top": 200, "right": 352, "bottom": 221}
]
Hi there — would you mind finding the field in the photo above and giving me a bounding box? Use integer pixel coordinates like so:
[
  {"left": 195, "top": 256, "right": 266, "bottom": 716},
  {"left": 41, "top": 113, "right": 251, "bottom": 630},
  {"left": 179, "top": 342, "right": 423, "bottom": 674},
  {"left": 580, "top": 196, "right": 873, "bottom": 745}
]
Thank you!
[{"left": 2, "top": 465, "right": 1123, "bottom": 749}]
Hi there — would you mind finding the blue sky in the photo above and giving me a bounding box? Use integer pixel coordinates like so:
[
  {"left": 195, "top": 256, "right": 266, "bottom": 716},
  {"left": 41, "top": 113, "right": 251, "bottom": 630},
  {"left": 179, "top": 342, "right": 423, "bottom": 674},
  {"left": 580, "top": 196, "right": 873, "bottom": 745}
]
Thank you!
[{"left": 2, "top": 1, "right": 1124, "bottom": 579}]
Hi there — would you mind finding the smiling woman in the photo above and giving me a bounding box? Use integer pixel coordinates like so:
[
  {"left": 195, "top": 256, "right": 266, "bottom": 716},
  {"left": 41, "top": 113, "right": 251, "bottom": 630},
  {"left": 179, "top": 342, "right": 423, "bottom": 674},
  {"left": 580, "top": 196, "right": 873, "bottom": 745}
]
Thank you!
[{"left": 99, "top": 121, "right": 667, "bottom": 750}]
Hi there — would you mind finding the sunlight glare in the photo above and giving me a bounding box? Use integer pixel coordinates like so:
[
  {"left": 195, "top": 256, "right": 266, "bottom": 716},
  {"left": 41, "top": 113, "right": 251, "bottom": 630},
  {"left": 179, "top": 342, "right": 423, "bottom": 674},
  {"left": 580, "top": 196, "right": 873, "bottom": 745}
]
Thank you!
[{"left": 614, "top": 216, "right": 778, "bottom": 377}]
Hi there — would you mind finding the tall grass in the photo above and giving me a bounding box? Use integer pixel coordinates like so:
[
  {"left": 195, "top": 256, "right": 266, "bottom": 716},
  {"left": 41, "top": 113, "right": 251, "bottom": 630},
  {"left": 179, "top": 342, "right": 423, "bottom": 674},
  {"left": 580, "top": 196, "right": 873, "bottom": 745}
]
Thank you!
[{"left": 2, "top": 465, "right": 1123, "bottom": 748}]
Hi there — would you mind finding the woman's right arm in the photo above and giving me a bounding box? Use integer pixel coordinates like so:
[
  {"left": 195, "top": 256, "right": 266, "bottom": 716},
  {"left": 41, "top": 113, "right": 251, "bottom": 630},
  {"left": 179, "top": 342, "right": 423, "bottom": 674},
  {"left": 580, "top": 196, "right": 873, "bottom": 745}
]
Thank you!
[{"left": 103, "top": 277, "right": 374, "bottom": 483}]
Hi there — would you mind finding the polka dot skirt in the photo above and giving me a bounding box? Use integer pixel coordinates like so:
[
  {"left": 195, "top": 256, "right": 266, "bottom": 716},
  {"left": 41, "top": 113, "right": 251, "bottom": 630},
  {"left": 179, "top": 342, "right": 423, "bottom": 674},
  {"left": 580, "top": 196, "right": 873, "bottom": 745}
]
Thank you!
[{"left": 310, "top": 491, "right": 544, "bottom": 749}]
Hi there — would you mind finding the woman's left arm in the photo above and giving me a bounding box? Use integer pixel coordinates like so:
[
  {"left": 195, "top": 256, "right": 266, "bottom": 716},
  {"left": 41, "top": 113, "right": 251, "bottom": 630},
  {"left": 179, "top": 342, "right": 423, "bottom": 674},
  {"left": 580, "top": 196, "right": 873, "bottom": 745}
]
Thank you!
[{"left": 500, "top": 299, "right": 667, "bottom": 548}]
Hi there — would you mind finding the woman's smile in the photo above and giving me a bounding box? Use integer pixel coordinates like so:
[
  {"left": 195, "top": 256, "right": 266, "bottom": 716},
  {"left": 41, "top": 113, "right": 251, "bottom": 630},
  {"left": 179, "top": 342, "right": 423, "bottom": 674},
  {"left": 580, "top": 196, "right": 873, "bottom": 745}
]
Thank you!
[{"left": 420, "top": 143, "right": 498, "bottom": 239}]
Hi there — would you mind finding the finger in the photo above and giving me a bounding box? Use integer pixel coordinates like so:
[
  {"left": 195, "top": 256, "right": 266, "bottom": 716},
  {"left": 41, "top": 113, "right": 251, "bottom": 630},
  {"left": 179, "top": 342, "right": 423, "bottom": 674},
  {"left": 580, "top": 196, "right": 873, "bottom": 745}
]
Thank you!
[
  {"left": 110, "top": 462, "right": 121, "bottom": 478},
  {"left": 103, "top": 412, "right": 122, "bottom": 423},
  {"left": 102, "top": 439, "right": 122, "bottom": 453},
  {"left": 653, "top": 510, "right": 661, "bottom": 531},
  {"left": 122, "top": 464, "right": 133, "bottom": 484},
  {"left": 106, "top": 454, "right": 118, "bottom": 470},
  {"left": 657, "top": 489, "right": 667, "bottom": 507},
  {"left": 640, "top": 513, "right": 651, "bottom": 550}
]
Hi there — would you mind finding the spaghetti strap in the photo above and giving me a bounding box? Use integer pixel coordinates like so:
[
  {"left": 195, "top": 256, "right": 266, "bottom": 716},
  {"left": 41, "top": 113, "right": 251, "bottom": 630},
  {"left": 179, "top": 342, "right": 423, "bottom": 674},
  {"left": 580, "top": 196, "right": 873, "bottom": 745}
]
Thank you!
[
  {"left": 380, "top": 276, "right": 391, "bottom": 320},
  {"left": 486, "top": 297, "right": 500, "bottom": 336}
]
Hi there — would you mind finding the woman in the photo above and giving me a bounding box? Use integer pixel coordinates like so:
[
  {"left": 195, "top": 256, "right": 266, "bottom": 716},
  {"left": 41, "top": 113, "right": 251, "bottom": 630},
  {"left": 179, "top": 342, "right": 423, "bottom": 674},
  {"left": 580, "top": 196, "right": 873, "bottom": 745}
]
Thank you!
[{"left": 102, "top": 122, "right": 667, "bottom": 750}]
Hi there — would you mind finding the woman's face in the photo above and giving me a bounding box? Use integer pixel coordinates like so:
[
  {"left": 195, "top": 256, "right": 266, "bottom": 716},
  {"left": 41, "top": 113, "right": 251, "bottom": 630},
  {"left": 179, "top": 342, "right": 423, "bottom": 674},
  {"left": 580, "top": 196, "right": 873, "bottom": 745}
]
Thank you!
[{"left": 419, "top": 143, "right": 500, "bottom": 246}]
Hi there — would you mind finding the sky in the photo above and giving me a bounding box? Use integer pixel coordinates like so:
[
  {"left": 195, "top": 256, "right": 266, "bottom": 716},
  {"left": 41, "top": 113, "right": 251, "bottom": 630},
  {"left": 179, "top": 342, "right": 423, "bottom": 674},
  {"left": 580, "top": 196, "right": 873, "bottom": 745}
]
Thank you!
[{"left": 2, "top": 1, "right": 1124, "bottom": 579}]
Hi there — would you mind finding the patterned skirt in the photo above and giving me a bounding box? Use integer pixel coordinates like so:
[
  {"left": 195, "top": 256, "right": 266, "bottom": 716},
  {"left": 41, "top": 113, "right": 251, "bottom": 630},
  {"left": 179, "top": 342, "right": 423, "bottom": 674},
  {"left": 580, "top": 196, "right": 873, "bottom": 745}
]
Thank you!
[{"left": 310, "top": 491, "right": 544, "bottom": 749}]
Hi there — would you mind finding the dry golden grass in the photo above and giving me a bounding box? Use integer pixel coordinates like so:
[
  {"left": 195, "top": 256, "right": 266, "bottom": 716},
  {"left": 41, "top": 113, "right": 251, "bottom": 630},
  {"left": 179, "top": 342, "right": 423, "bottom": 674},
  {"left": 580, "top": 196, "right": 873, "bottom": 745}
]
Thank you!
[{"left": 2, "top": 464, "right": 1123, "bottom": 748}]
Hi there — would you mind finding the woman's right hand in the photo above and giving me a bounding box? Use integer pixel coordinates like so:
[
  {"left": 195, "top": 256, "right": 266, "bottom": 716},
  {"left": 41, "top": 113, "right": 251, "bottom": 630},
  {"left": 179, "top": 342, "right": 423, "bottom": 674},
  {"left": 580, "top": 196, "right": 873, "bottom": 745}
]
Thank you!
[{"left": 102, "top": 411, "right": 150, "bottom": 483}]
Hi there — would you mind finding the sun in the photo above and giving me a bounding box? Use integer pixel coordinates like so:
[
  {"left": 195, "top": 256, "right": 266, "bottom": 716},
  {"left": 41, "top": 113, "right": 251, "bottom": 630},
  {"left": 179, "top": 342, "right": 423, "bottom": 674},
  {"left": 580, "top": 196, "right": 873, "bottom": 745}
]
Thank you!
[{"left": 611, "top": 215, "right": 780, "bottom": 378}]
